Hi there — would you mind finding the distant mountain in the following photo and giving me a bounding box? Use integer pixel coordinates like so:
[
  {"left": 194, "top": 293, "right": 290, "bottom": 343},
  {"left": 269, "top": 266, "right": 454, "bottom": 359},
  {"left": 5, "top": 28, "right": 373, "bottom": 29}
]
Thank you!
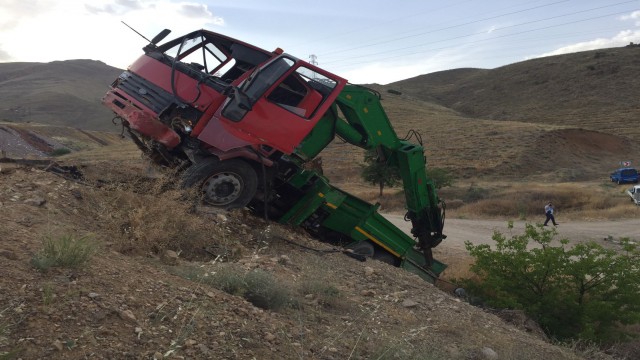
[
  {"left": 0, "top": 60, "right": 122, "bottom": 131},
  {"left": 390, "top": 46, "right": 640, "bottom": 142}
]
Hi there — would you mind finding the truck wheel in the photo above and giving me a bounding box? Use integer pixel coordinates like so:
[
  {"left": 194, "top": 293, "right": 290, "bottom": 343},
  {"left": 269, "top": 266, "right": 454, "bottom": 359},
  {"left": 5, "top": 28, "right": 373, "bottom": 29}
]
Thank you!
[
  {"left": 348, "top": 241, "right": 374, "bottom": 258},
  {"left": 182, "top": 158, "right": 258, "bottom": 210},
  {"left": 373, "top": 250, "right": 398, "bottom": 266}
]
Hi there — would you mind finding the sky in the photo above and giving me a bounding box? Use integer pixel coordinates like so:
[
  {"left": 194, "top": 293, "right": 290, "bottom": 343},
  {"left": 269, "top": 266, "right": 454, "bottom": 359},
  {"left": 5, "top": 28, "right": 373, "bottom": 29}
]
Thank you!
[{"left": 1, "top": 0, "right": 639, "bottom": 84}]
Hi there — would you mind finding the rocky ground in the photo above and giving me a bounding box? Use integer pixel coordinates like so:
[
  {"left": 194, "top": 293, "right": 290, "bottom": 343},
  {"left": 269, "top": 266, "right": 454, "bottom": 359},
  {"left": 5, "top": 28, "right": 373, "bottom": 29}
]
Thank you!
[{"left": 0, "top": 159, "right": 619, "bottom": 360}]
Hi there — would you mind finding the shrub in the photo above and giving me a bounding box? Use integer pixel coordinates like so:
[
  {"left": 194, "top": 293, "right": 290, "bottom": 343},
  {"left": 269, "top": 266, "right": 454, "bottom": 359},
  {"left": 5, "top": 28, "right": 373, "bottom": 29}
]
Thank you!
[
  {"left": 243, "top": 269, "right": 291, "bottom": 310},
  {"left": 361, "top": 149, "right": 401, "bottom": 196},
  {"left": 463, "top": 223, "right": 640, "bottom": 343},
  {"left": 49, "top": 148, "right": 71, "bottom": 157},
  {"left": 31, "top": 234, "right": 97, "bottom": 271},
  {"left": 201, "top": 266, "right": 291, "bottom": 311},
  {"left": 299, "top": 278, "right": 341, "bottom": 308},
  {"left": 462, "top": 183, "right": 486, "bottom": 203},
  {"left": 208, "top": 265, "right": 246, "bottom": 296},
  {"left": 426, "top": 167, "right": 454, "bottom": 189}
]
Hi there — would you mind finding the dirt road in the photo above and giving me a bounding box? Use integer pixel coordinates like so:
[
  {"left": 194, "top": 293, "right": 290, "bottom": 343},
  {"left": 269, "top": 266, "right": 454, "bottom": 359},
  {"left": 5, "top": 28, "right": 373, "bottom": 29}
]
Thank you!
[
  {"left": 385, "top": 215, "right": 640, "bottom": 252},
  {"left": 385, "top": 214, "right": 640, "bottom": 277}
]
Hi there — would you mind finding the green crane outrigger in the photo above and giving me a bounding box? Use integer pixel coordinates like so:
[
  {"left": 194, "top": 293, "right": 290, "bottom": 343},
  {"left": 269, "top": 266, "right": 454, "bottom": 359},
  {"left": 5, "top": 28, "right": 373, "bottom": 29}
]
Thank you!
[{"left": 269, "top": 85, "right": 447, "bottom": 282}]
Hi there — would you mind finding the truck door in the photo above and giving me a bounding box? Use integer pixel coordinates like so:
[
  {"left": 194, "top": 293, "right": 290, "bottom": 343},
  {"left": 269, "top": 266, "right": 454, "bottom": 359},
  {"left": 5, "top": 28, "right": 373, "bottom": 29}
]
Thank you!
[{"left": 215, "top": 55, "right": 346, "bottom": 154}]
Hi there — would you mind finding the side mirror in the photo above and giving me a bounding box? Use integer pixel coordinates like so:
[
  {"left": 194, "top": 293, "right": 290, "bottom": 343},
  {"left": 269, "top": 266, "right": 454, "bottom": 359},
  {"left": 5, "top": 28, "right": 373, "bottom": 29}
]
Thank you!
[
  {"left": 151, "top": 29, "right": 171, "bottom": 45},
  {"left": 221, "top": 87, "right": 253, "bottom": 122}
]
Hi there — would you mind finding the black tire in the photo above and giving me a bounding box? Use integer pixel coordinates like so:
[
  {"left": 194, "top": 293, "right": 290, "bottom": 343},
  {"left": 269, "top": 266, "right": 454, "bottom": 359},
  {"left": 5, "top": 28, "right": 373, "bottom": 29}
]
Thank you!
[
  {"left": 182, "top": 158, "right": 258, "bottom": 210},
  {"left": 373, "top": 250, "right": 398, "bottom": 266},
  {"left": 349, "top": 241, "right": 375, "bottom": 258}
]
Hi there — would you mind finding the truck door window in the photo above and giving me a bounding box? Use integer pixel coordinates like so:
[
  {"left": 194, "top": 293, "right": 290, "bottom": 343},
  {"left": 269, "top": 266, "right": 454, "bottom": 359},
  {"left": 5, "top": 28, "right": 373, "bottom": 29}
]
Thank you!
[
  {"left": 222, "top": 56, "right": 339, "bottom": 122},
  {"left": 242, "top": 57, "right": 295, "bottom": 102},
  {"left": 266, "top": 66, "right": 337, "bottom": 119}
]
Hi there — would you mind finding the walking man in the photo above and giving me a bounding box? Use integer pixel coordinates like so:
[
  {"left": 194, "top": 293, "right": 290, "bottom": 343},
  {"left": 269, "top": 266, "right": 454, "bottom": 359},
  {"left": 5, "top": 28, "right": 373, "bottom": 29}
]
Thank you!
[{"left": 544, "top": 202, "right": 558, "bottom": 226}]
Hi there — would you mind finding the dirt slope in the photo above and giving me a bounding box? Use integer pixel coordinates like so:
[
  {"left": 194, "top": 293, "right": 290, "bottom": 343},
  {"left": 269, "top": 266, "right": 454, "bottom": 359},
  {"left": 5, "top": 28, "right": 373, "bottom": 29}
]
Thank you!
[{"left": 0, "top": 159, "right": 596, "bottom": 360}]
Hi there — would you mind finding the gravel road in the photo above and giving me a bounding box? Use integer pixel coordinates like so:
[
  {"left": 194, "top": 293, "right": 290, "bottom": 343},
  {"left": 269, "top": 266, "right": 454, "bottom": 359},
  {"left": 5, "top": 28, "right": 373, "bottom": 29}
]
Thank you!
[{"left": 385, "top": 215, "right": 640, "bottom": 251}]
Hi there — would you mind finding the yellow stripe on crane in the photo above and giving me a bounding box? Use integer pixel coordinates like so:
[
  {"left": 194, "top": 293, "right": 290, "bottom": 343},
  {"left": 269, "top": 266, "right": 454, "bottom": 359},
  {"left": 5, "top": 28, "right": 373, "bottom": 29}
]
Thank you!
[
  {"left": 354, "top": 226, "right": 400, "bottom": 257},
  {"left": 318, "top": 192, "right": 337, "bottom": 209}
]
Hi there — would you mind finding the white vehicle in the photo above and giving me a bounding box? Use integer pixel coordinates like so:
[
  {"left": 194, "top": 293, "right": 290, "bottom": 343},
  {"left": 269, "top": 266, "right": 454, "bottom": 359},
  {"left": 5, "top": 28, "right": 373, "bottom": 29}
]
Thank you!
[{"left": 626, "top": 185, "right": 640, "bottom": 205}]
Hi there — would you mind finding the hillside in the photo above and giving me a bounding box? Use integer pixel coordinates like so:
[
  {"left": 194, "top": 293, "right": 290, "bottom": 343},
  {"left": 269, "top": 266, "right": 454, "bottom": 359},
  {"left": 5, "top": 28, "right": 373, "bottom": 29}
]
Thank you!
[
  {"left": 0, "top": 60, "right": 122, "bottom": 132},
  {"left": 320, "top": 89, "right": 640, "bottom": 183},
  {"left": 0, "top": 156, "right": 613, "bottom": 360},
  {"left": 390, "top": 46, "right": 640, "bottom": 142}
]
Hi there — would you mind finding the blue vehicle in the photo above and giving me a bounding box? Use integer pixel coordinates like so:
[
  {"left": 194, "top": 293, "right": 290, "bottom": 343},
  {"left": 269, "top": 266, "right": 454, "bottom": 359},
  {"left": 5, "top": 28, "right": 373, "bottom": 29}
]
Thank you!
[{"left": 610, "top": 167, "right": 639, "bottom": 184}]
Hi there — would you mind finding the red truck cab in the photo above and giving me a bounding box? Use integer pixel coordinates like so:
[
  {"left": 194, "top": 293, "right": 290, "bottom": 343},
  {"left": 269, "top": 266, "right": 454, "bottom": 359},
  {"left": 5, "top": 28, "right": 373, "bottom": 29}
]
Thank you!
[{"left": 102, "top": 29, "right": 346, "bottom": 166}]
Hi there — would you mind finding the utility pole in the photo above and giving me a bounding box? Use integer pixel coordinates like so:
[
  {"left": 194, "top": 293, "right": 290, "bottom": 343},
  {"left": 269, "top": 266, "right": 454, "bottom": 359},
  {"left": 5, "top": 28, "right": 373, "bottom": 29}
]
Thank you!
[
  {"left": 308, "top": 55, "right": 318, "bottom": 79},
  {"left": 309, "top": 54, "right": 318, "bottom": 66}
]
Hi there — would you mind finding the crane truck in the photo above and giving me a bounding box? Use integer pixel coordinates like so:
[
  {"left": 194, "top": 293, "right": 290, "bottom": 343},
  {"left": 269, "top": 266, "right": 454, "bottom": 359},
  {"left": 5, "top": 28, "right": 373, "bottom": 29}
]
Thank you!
[{"left": 102, "top": 28, "right": 447, "bottom": 283}]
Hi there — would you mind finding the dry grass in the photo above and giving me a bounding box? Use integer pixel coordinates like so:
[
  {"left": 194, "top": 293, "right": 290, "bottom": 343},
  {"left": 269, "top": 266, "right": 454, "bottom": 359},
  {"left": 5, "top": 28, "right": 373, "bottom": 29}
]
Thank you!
[
  {"left": 346, "top": 180, "right": 638, "bottom": 221},
  {"left": 450, "top": 182, "right": 633, "bottom": 220},
  {"left": 31, "top": 234, "right": 97, "bottom": 272},
  {"left": 59, "top": 140, "right": 143, "bottom": 163},
  {"left": 78, "top": 168, "right": 237, "bottom": 259}
]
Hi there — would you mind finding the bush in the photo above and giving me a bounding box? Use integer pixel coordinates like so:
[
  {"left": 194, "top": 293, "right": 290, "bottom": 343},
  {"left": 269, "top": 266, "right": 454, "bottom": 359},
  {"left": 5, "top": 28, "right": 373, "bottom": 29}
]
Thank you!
[
  {"left": 361, "top": 149, "right": 401, "bottom": 196},
  {"left": 243, "top": 269, "right": 291, "bottom": 310},
  {"left": 462, "top": 223, "right": 640, "bottom": 343},
  {"left": 299, "top": 278, "right": 341, "bottom": 308},
  {"left": 462, "top": 183, "right": 487, "bottom": 203},
  {"left": 31, "top": 234, "right": 97, "bottom": 271},
  {"left": 207, "top": 266, "right": 291, "bottom": 311},
  {"left": 49, "top": 148, "right": 71, "bottom": 157},
  {"left": 426, "top": 167, "right": 454, "bottom": 189}
]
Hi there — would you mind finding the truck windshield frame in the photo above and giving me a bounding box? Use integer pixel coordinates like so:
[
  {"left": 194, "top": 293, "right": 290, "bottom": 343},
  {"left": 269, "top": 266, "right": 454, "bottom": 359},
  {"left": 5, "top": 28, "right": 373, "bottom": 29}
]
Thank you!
[{"left": 155, "top": 30, "right": 272, "bottom": 84}]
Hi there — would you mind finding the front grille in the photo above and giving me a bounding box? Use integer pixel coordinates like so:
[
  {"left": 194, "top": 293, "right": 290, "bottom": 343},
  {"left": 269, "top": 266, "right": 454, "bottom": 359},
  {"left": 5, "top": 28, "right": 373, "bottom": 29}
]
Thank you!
[{"left": 116, "top": 71, "right": 174, "bottom": 114}]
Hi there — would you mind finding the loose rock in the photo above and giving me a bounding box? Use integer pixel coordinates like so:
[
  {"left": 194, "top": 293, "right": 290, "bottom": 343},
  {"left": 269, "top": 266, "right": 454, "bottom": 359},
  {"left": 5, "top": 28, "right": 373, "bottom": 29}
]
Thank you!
[
  {"left": 480, "top": 347, "right": 498, "bottom": 359},
  {"left": 402, "top": 299, "right": 419, "bottom": 308},
  {"left": 361, "top": 289, "right": 376, "bottom": 297},
  {"left": 161, "top": 250, "right": 179, "bottom": 265},
  {"left": 0, "top": 250, "right": 18, "bottom": 260},
  {"left": 52, "top": 340, "right": 64, "bottom": 351},
  {"left": 24, "top": 197, "right": 46, "bottom": 206},
  {"left": 119, "top": 309, "right": 137, "bottom": 323}
]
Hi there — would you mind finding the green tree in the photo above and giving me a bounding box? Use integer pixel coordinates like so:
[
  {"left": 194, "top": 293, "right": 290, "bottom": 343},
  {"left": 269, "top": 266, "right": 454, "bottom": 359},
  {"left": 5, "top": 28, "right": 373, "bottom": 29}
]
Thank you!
[
  {"left": 360, "top": 149, "right": 400, "bottom": 196},
  {"left": 463, "top": 223, "right": 640, "bottom": 343}
]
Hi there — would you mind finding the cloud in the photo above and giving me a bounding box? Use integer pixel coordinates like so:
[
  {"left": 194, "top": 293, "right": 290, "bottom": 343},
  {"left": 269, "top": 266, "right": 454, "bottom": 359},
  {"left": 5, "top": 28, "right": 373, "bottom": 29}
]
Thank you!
[
  {"left": 0, "top": 0, "right": 51, "bottom": 31},
  {"left": 85, "top": 0, "right": 144, "bottom": 15},
  {"left": 537, "top": 29, "right": 640, "bottom": 57},
  {"left": 0, "top": 46, "right": 11, "bottom": 61},
  {"left": 339, "top": 48, "right": 470, "bottom": 84},
  {"left": 620, "top": 10, "right": 640, "bottom": 26},
  {"left": 178, "top": 3, "right": 225, "bottom": 25},
  {"left": 116, "top": 0, "right": 143, "bottom": 10}
]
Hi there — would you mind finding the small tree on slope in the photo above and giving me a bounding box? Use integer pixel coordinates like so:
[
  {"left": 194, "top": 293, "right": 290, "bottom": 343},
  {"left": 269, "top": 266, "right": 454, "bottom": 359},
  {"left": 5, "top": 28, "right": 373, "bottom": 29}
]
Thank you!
[{"left": 463, "top": 222, "right": 640, "bottom": 343}]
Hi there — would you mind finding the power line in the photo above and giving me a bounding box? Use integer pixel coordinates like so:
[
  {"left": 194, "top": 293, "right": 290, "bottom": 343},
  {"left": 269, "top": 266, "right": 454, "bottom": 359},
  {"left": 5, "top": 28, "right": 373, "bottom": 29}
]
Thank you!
[
  {"left": 328, "top": 18, "right": 637, "bottom": 74},
  {"left": 326, "top": 25, "right": 621, "bottom": 69},
  {"left": 320, "top": 7, "right": 637, "bottom": 67},
  {"left": 318, "top": 0, "right": 574, "bottom": 57},
  {"left": 288, "top": 0, "right": 474, "bottom": 48}
]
